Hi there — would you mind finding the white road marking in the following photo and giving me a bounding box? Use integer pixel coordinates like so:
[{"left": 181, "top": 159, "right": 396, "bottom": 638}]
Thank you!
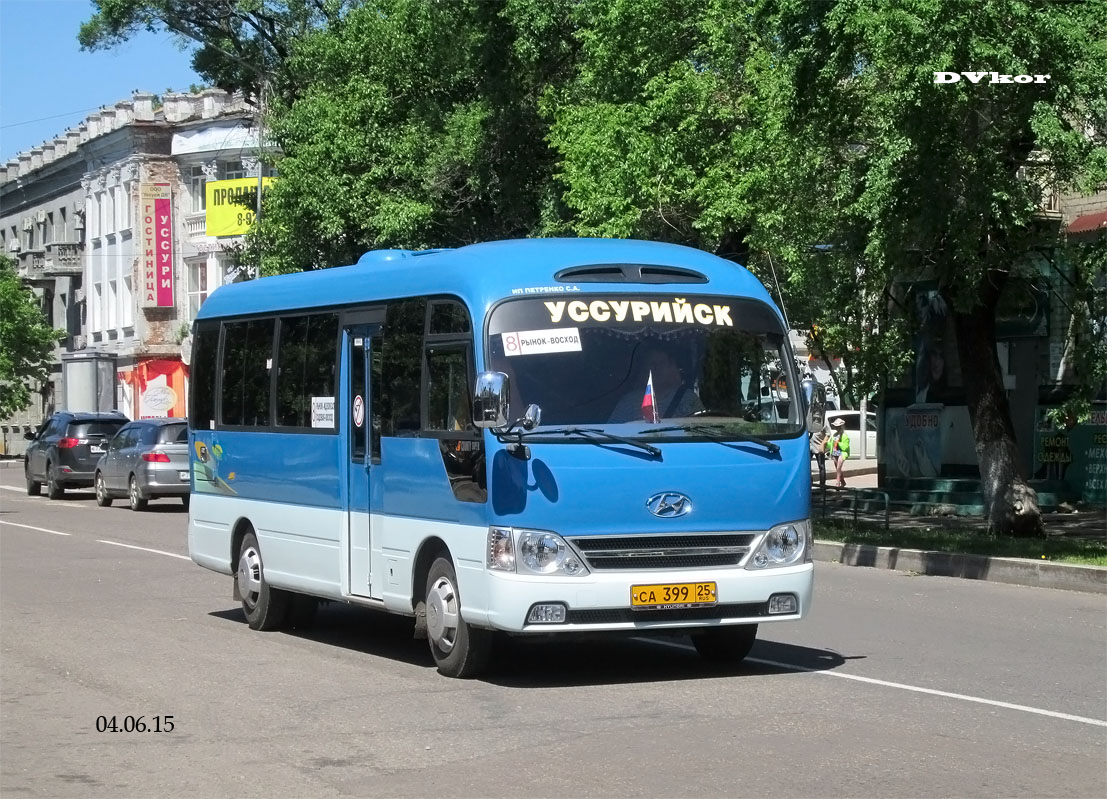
[
  {"left": 97, "top": 539, "right": 191, "bottom": 561},
  {"left": 0, "top": 485, "right": 26, "bottom": 492},
  {"left": 641, "top": 637, "right": 1107, "bottom": 728},
  {"left": 0, "top": 520, "right": 71, "bottom": 536}
]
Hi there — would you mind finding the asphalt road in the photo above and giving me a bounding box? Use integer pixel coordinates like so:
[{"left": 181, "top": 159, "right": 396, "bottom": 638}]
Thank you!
[{"left": 1, "top": 468, "right": 1105, "bottom": 798}]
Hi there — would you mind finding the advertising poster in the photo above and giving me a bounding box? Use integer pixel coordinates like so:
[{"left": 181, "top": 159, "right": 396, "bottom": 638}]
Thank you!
[
  {"left": 1033, "top": 405, "right": 1107, "bottom": 503},
  {"left": 118, "top": 359, "right": 189, "bottom": 419},
  {"left": 885, "top": 406, "right": 943, "bottom": 478},
  {"left": 205, "top": 177, "right": 273, "bottom": 237},
  {"left": 140, "top": 183, "right": 174, "bottom": 308}
]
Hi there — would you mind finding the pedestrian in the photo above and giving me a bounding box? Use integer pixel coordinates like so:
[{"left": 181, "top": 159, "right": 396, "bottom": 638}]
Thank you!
[
  {"left": 827, "top": 417, "right": 851, "bottom": 488},
  {"left": 810, "top": 419, "right": 830, "bottom": 488}
]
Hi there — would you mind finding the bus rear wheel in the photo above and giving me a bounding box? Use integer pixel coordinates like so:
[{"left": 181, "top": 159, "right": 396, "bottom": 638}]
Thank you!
[
  {"left": 691, "top": 624, "right": 758, "bottom": 664},
  {"left": 237, "top": 532, "right": 291, "bottom": 631},
  {"left": 425, "top": 556, "right": 492, "bottom": 679}
]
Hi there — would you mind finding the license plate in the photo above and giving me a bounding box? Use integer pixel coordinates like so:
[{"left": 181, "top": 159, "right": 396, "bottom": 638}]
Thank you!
[
  {"left": 631, "top": 581, "right": 717, "bottom": 610},
  {"left": 90, "top": 445, "right": 104, "bottom": 454},
  {"left": 179, "top": 471, "right": 189, "bottom": 481}
]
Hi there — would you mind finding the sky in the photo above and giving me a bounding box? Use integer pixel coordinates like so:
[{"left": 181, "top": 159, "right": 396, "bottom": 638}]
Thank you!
[{"left": 0, "top": 0, "right": 201, "bottom": 164}]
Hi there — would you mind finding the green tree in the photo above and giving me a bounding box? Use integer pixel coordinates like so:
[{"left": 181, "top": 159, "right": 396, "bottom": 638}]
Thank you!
[
  {"left": 78, "top": 0, "right": 355, "bottom": 101},
  {"left": 250, "top": 0, "right": 576, "bottom": 273},
  {"left": 745, "top": 0, "right": 1106, "bottom": 535},
  {"left": 0, "top": 257, "right": 65, "bottom": 419}
]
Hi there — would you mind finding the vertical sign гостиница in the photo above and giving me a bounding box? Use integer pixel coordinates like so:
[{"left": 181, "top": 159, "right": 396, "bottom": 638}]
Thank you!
[{"left": 141, "top": 183, "right": 174, "bottom": 308}]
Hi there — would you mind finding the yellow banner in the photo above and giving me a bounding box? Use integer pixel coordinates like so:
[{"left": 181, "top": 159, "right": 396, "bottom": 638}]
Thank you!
[{"left": 205, "top": 177, "right": 274, "bottom": 237}]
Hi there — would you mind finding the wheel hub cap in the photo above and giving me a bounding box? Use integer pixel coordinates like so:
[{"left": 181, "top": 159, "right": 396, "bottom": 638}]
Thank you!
[{"left": 426, "top": 576, "right": 458, "bottom": 652}]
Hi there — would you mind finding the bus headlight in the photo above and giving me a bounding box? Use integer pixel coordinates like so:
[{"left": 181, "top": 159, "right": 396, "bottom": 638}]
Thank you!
[
  {"left": 746, "top": 521, "right": 810, "bottom": 569},
  {"left": 519, "top": 531, "right": 587, "bottom": 576},
  {"left": 487, "top": 527, "right": 588, "bottom": 576}
]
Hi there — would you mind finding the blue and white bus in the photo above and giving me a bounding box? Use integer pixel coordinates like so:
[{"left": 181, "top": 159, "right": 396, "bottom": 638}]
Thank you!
[{"left": 187, "top": 238, "right": 823, "bottom": 677}]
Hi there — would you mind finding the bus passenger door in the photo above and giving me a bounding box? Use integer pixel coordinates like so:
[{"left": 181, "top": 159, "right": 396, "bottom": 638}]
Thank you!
[{"left": 344, "top": 323, "right": 379, "bottom": 599}]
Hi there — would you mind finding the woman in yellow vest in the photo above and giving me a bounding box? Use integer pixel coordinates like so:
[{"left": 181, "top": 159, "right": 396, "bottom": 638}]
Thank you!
[{"left": 827, "top": 418, "right": 851, "bottom": 488}]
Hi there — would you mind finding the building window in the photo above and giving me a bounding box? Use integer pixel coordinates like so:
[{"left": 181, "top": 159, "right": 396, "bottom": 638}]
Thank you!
[
  {"left": 88, "top": 194, "right": 100, "bottom": 238},
  {"left": 107, "top": 279, "right": 118, "bottom": 329},
  {"left": 222, "top": 160, "right": 245, "bottom": 180},
  {"left": 120, "top": 183, "right": 131, "bottom": 230},
  {"left": 187, "top": 259, "right": 209, "bottom": 319},
  {"left": 91, "top": 282, "right": 103, "bottom": 333},
  {"left": 58, "top": 208, "right": 67, "bottom": 241},
  {"left": 122, "top": 275, "right": 134, "bottom": 327},
  {"left": 45, "top": 213, "right": 54, "bottom": 245},
  {"left": 190, "top": 166, "right": 207, "bottom": 213},
  {"left": 104, "top": 187, "right": 115, "bottom": 233}
]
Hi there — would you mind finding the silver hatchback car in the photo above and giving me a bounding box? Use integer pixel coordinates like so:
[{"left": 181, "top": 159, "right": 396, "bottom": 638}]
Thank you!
[{"left": 95, "top": 419, "right": 191, "bottom": 511}]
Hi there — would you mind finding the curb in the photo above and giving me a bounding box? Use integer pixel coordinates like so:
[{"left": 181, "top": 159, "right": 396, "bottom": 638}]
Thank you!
[
  {"left": 814, "top": 540, "right": 1107, "bottom": 595},
  {"left": 0, "top": 459, "right": 22, "bottom": 469}
]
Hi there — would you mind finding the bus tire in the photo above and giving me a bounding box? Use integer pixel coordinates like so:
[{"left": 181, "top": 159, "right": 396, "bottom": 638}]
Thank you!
[
  {"left": 237, "top": 532, "right": 291, "bottom": 631},
  {"left": 425, "top": 556, "right": 492, "bottom": 679},
  {"left": 691, "top": 624, "right": 758, "bottom": 663}
]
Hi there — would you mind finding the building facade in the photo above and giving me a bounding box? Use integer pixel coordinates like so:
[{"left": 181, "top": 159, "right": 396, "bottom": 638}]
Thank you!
[{"left": 0, "top": 90, "right": 269, "bottom": 456}]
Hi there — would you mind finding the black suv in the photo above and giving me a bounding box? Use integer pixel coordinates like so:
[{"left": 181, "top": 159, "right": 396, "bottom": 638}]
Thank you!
[{"left": 24, "top": 411, "right": 130, "bottom": 498}]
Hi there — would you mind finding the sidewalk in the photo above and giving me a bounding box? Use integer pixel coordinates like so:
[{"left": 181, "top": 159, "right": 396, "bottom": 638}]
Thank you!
[{"left": 809, "top": 461, "right": 1107, "bottom": 593}]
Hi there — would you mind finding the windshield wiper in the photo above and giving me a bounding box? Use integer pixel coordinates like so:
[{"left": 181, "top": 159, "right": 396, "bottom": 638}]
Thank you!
[
  {"left": 521, "top": 427, "right": 661, "bottom": 457},
  {"left": 640, "top": 423, "right": 780, "bottom": 454}
]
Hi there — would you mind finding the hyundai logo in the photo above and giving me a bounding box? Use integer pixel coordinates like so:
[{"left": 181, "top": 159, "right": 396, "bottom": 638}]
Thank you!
[{"left": 646, "top": 492, "right": 692, "bottom": 518}]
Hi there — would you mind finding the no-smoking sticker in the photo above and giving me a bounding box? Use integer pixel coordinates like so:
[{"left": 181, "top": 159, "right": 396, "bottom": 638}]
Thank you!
[{"left": 353, "top": 394, "right": 364, "bottom": 428}]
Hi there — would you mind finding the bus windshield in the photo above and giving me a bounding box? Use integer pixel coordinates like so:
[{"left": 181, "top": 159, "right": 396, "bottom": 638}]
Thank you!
[{"left": 486, "top": 294, "right": 802, "bottom": 437}]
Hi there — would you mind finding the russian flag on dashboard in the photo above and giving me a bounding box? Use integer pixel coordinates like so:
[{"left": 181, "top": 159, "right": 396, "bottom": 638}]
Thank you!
[{"left": 641, "top": 370, "right": 658, "bottom": 423}]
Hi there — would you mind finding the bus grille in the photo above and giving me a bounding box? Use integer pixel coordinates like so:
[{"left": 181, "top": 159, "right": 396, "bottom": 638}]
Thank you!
[{"left": 567, "top": 533, "right": 757, "bottom": 571}]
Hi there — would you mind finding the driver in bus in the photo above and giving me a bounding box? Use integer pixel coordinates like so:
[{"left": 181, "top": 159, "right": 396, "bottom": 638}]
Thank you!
[{"left": 610, "top": 346, "right": 704, "bottom": 422}]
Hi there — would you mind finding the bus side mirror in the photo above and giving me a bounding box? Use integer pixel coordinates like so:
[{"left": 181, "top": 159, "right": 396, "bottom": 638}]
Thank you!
[
  {"left": 473, "top": 372, "right": 510, "bottom": 429},
  {"left": 801, "top": 377, "right": 826, "bottom": 433}
]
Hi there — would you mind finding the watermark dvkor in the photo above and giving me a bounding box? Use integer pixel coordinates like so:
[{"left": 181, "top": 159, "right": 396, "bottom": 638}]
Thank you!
[{"left": 934, "top": 71, "right": 1050, "bottom": 84}]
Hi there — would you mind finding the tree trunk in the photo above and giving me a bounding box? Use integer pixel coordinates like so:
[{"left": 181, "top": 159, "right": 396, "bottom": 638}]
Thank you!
[{"left": 947, "top": 273, "right": 1042, "bottom": 537}]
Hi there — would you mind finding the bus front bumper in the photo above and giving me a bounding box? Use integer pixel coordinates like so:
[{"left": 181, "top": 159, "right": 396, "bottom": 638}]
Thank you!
[{"left": 476, "top": 562, "right": 814, "bottom": 634}]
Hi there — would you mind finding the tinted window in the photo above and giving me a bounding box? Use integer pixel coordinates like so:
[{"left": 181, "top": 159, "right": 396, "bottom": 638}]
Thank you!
[
  {"left": 426, "top": 347, "right": 472, "bottom": 431},
  {"left": 429, "top": 301, "right": 470, "bottom": 334},
  {"left": 221, "top": 319, "right": 274, "bottom": 426},
  {"left": 381, "top": 300, "right": 425, "bottom": 435},
  {"left": 158, "top": 423, "right": 189, "bottom": 444},
  {"left": 190, "top": 324, "right": 219, "bottom": 431},
  {"left": 70, "top": 421, "right": 126, "bottom": 438},
  {"left": 276, "top": 313, "right": 338, "bottom": 428}
]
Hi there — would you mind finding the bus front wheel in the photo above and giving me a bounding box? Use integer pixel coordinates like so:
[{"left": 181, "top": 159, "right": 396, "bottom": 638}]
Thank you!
[
  {"left": 425, "top": 556, "right": 492, "bottom": 679},
  {"left": 691, "top": 624, "right": 758, "bottom": 663},
  {"left": 237, "top": 532, "right": 290, "bottom": 631}
]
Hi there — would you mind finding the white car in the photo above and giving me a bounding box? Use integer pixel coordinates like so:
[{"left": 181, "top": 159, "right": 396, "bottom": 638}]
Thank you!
[{"left": 825, "top": 410, "right": 877, "bottom": 459}]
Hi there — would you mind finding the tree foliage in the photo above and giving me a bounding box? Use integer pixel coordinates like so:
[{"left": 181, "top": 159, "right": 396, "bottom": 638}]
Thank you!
[
  {"left": 740, "top": 0, "right": 1106, "bottom": 535},
  {"left": 83, "top": 0, "right": 1107, "bottom": 533},
  {"left": 251, "top": 0, "right": 578, "bottom": 273},
  {"left": 78, "top": 0, "right": 355, "bottom": 100},
  {"left": 0, "top": 257, "right": 65, "bottom": 419}
]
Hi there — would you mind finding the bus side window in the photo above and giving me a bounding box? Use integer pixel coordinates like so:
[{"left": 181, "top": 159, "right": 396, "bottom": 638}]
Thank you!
[
  {"left": 426, "top": 344, "right": 485, "bottom": 503},
  {"left": 426, "top": 346, "right": 473, "bottom": 432},
  {"left": 276, "top": 312, "right": 338, "bottom": 429},
  {"left": 381, "top": 300, "right": 425, "bottom": 435},
  {"left": 221, "top": 319, "right": 274, "bottom": 427},
  {"left": 189, "top": 324, "right": 219, "bottom": 431}
]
